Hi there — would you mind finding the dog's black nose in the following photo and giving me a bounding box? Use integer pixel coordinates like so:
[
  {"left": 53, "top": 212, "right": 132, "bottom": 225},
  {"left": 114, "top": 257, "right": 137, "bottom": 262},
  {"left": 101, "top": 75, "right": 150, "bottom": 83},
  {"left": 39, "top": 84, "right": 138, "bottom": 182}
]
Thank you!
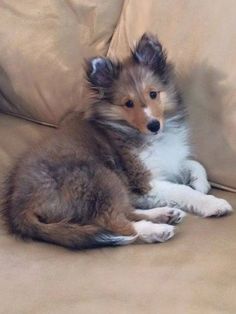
[{"left": 147, "top": 120, "right": 160, "bottom": 133}]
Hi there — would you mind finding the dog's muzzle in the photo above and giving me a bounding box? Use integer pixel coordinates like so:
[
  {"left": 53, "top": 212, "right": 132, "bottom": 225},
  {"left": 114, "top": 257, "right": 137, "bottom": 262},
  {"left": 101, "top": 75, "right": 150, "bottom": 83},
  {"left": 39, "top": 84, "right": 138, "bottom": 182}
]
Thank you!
[{"left": 147, "top": 119, "right": 160, "bottom": 133}]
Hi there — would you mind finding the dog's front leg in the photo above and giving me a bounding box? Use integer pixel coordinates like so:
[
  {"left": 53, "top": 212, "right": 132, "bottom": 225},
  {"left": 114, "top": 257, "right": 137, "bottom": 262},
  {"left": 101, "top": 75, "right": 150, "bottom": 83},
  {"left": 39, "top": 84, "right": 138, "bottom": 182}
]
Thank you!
[
  {"left": 131, "top": 192, "right": 168, "bottom": 209},
  {"left": 141, "top": 180, "right": 232, "bottom": 217},
  {"left": 185, "top": 160, "right": 211, "bottom": 194}
]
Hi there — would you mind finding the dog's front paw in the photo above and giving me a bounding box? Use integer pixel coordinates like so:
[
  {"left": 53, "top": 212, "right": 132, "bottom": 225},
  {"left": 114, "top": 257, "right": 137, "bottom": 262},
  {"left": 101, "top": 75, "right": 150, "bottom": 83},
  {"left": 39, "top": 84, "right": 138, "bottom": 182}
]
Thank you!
[
  {"left": 150, "top": 207, "right": 186, "bottom": 224},
  {"left": 191, "top": 178, "right": 211, "bottom": 194},
  {"left": 145, "top": 224, "right": 175, "bottom": 243},
  {"left": 200, "top": 196, "right": 233, "bottom": 217},
  {"left": 165, "top": 208, "right": 186, "bottom": 224},
  {"left": 134, "top": 221, "right": 175, "bottom": 243}
]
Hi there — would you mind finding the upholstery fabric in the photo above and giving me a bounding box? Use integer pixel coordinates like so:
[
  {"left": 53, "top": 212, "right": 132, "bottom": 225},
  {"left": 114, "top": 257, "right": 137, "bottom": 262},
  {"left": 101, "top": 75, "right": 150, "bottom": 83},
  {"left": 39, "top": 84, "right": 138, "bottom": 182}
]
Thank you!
[
  {"left": 108, "top": 0, "right": 236, "bottom": 190},
  {"left": 0, "top": 0, "right": 124, "bottom": 125}
]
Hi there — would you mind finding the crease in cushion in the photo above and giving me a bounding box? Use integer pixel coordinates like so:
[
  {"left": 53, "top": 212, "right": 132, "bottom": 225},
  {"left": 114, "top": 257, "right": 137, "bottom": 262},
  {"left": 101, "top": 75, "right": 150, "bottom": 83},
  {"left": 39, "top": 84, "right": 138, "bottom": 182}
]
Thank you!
[
  {"left": 0, "top": 0, "right": 124, "bottom": 125},
  {"left": 107, "top": 0, "right": 236, "bottom": 191},
  {"left": 1, "top": 111, "right": 58, "bottom": 128}
]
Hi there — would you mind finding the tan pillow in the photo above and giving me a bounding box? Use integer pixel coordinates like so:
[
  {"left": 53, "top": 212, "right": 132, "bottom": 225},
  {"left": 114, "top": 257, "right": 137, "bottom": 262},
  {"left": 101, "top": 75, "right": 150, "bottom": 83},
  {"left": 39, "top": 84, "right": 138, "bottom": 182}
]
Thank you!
[
  {"left": 0, "top": 0, "right": 124, "bottom": 125},
  {"left": 108, "top": 0, "right": 236, "bottom": 191}
]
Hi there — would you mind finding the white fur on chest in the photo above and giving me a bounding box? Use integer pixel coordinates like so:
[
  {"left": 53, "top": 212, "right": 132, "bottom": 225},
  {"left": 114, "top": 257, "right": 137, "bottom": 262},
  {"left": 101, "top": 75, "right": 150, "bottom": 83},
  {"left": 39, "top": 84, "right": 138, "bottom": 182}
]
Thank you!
[{"left": 139, "top": 125, "right": 190, "bottom": 181}]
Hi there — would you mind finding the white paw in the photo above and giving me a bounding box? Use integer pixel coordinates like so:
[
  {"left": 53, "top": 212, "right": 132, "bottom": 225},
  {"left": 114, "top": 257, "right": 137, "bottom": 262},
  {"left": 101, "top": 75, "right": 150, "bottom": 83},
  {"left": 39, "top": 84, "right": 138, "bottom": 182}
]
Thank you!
[
  {"left": 134, "top": 221, "right": 175, "bottom": 243},
  {"left": 191, "top": 178, "right": 211, "bottom": 194},
  {"left": 163, "top": 207, "right": 186, "bottom": 224},
  {"left": 200, "top": 195, "right": 233, "bottom": 217},
  {"left": 150, "top": 207, "right": 186, "bottom": 224}
]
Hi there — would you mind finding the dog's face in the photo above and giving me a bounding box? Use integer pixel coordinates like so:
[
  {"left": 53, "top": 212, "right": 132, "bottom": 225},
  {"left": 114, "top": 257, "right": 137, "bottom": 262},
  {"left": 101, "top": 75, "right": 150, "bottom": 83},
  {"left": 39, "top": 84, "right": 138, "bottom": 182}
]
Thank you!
[{"left": 86, "top": 33, "right": 176, "bottom": 134}]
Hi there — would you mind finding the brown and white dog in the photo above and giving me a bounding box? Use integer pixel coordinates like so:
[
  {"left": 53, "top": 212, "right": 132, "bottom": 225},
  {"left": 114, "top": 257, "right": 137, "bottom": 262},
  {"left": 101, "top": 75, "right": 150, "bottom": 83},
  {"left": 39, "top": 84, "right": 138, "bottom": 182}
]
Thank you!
[{"left": 1, "top": 34, "right": 232, "bottom": 249}]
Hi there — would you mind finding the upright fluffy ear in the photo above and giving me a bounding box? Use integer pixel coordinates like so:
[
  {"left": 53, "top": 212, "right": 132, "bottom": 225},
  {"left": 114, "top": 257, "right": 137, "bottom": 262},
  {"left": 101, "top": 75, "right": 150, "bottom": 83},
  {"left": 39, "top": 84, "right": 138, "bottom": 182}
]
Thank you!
[
  {"left": 86, "top": 57, "right": 120, "bottom": 90},
  {"left": 133, "top": 33, "right": 168, "bottom": 81}
]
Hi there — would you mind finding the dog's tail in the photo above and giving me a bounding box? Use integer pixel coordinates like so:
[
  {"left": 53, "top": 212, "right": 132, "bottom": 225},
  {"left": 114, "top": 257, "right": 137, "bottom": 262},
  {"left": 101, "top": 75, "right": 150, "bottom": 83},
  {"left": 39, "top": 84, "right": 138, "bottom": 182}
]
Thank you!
[{"left": 7, "top": 212, "right": 137, "bottom": 249}]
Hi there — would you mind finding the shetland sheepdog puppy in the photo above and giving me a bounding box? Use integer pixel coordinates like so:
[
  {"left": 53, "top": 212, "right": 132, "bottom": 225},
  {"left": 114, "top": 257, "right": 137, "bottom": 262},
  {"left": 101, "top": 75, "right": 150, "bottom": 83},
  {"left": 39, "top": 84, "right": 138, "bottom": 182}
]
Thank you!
[{"left": 2, "top": 33, "right": 232, "bottom": 249}]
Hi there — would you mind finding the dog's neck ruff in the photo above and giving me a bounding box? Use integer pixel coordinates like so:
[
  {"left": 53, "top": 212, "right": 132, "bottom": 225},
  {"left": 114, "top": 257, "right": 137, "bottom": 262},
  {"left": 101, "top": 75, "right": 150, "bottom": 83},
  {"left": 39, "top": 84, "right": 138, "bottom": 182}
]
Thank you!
[{"left": 90, "top": 118, "right": 146, "bottom": 150}]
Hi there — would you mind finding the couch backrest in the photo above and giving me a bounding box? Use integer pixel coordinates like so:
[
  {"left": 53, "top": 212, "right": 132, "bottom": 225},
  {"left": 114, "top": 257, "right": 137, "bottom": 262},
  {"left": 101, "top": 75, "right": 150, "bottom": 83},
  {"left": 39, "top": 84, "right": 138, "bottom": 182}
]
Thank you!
[
  {"left": 108, "top": 0, "right": 236, "bottom": 191},
  {"left": 1, "top": 0, "right": 235, "bottom": 191},
  {"left": 0, "top": 0, "right": 124, "bottom": 125}
]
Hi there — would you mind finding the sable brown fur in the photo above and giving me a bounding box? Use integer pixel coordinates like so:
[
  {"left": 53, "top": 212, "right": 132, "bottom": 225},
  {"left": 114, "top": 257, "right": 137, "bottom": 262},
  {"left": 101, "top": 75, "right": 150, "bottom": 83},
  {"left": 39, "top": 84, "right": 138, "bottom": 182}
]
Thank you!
[
  {"left": 2, "top": 113, "right": 153, "bottom": 249},
  {"left": 2, "top": 33, "right": 179, "bottom": 249}
]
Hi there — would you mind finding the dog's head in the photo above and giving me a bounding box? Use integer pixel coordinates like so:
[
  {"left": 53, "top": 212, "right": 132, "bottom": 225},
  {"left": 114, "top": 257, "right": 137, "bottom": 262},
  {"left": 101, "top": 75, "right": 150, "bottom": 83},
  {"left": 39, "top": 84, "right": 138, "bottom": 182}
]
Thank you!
[{"left": 86, "top": 33, "right": 179, "bottom": 134}]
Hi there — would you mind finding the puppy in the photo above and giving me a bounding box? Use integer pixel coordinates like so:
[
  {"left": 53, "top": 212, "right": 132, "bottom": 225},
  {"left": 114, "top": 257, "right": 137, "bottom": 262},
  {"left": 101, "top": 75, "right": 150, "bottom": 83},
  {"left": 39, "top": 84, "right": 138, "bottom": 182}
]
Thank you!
[{"left": 1, "top": 33, "right": 232, "bottom": 250}]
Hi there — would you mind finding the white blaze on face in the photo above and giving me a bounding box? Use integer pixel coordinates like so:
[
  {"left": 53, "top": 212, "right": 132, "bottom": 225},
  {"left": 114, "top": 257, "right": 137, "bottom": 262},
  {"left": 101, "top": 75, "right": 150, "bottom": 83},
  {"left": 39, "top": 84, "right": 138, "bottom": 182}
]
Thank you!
[
  {"left": 144, "top": 107, "right": 163, "bottom": 132},
  {"left": 144, "top": 107, "right": 153, "bottom": 119}
]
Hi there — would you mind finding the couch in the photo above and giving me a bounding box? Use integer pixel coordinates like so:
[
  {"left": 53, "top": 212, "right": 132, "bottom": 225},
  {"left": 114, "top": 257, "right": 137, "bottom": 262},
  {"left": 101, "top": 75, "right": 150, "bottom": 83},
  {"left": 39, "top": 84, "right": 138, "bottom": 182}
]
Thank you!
[{"left": 0, "top": 1, "right": 235, "bottom": 313}]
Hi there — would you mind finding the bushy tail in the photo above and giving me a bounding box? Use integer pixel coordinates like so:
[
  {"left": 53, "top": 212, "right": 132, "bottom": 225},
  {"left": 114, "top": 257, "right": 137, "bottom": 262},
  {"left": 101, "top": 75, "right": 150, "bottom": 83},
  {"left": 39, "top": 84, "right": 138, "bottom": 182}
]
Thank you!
[{"left": 9, "top": 213, "right": 137, "bottom": 249}]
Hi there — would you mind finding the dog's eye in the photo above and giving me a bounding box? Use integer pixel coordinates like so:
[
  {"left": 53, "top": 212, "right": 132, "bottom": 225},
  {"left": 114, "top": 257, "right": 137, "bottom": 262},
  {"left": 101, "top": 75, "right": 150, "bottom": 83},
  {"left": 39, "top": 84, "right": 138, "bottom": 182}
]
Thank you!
[
  {"left": 125, "top": 100, "right": 134, "bottom": 108},
  {"left": 149, "top": 91, "right": 157, "bottom": 99}
]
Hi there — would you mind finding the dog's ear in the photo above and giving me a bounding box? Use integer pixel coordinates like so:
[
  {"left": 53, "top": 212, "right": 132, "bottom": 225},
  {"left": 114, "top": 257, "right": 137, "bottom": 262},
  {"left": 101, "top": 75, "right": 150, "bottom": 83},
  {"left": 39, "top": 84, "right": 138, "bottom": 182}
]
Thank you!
[
  {"left": 133, "top": 33, "right": 167, "bottom": 79},
  {"left": 86, "top": 57, "right": 121, "bottom": 90}
]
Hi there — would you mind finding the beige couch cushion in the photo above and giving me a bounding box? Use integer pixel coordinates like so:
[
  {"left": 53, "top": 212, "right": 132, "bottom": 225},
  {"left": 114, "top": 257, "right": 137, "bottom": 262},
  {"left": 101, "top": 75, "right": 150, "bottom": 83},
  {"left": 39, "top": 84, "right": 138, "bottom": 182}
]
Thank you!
[
  {"left": 0, "top": 0, "right": 124, "bottom": 125},
  {"left": 108, "top": 0, "right": 236, "bottom": 191},
  {"left": 0, "top": 185, "right": 235, "bottom": 312}
]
